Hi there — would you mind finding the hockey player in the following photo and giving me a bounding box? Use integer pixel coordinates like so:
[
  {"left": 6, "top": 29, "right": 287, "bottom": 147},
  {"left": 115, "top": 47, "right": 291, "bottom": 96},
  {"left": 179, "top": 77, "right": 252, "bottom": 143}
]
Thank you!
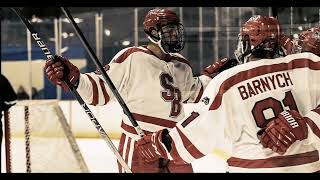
[
  {"left": 44, "top": 8, "right": 230, "bottom": 173},
  {"left": 136, "top": 15, "right": 320, "bottom": 173},
  {"left": 280, "top": 27, "right": 320, "bottom": 56}
]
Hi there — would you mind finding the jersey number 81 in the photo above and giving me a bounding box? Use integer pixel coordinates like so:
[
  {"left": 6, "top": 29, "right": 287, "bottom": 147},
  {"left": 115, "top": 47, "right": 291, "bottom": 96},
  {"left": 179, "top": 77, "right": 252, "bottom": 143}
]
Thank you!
[{"left": 252, "top": 90, "right": 299, "bottom": 128}]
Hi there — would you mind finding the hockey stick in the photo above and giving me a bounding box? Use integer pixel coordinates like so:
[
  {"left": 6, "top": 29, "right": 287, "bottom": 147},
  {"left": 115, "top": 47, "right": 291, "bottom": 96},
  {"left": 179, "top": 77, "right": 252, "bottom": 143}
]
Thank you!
[
  {"left": 60, "top": 7, "right": 145, "bottom": 137},
  {"left": 11, "top": 7, "right": 132, "bottom": 173}
]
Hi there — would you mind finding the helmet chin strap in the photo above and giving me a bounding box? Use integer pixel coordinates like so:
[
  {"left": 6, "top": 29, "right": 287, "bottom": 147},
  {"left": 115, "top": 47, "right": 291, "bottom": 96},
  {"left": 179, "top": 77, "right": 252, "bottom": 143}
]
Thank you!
[{"left": 147, "top": 36, "right": 169, "bottom": 54}]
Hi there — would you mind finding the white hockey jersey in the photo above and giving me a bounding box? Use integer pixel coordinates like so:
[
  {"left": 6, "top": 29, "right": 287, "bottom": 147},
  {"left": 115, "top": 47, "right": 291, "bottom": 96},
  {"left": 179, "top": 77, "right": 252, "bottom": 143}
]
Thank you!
[
  {"left": 76, "top": 46, "right": 211, "bottom": 140},
  {"left": 168, "top": 52, "right": 320, "bottom": 173}
]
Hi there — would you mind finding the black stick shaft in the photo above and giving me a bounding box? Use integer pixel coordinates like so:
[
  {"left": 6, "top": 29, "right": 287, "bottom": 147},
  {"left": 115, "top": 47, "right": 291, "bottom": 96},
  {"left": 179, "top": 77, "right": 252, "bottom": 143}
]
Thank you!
[
  {"left": 60, "top": 7, "right": 144, "bottom": 137},
  {"left": 11, "top": 7, "right": 132, "bottom": 173},
  {"left": 272, "top": 7, "right": 278, "bottom": 19}
]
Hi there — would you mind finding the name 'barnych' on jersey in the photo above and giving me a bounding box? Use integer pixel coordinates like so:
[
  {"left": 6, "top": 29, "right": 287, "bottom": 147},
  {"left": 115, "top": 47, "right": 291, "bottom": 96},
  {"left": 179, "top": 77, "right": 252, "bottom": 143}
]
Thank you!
[{"left": 238, "top": 71, "right": 293, "bottom": 101}]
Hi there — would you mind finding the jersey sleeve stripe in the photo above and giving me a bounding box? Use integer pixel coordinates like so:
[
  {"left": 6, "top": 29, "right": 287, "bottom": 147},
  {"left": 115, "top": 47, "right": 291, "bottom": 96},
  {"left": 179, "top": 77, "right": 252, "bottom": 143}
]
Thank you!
[
  {"left": 98, "top": 78, "right": 110, "bottom": 105},
  {"left": 209, "top": 58, "right": 320, "bottom": 110},
  {"left": 132, "top": 113, "right": 177, "bottom": 128},
  {"left": 227, "top": 150, "right": 319, "bottom": 168},
  {"left": 125, "top": 137, "right": 132, "bottom": 165},
  {"left": 121, "top": 121, "right": 152, "bottom": 135},
  {"left": 85, "top": 74, "right": 99, "bottom": 106},
  {"left": 176, "top": 127, "right": 205, "bottom": 159},
  {"left": 117, "top": 133, "right": 126, "bottom": 173},
  {"left": 169, "top": 140, "right": 189, "bottom": 164},
  {"left": 305, "top": 117, "right": 320, "bottom": 139},
  {"left": 304, "top": 108, "right": 320, "bottom": 138},
  {"left": 169, "top": 128, "right": 197, "bottom": 162}
]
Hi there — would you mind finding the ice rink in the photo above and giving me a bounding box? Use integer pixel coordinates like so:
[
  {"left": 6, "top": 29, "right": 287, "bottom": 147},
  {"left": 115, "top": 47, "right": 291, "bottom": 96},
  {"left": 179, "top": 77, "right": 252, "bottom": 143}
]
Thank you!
[{"left": 1, "top": 138, "right": 228, "bottom": 173}]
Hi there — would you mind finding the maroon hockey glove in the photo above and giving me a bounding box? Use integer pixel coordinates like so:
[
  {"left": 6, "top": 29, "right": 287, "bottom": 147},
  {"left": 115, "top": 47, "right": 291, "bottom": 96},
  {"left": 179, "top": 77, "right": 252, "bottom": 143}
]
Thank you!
[
  {"left": 279, "top": 33, "right": 294, "bottom": 55},
  {"left": 136, "top": 129, "right": 170, "bottom": 162},
  {"left": 258, "top": 127, "right": 291, "bottom": 155},
  {"left": 258, "top": 110, "right": 308, "bottom": 155},
  {"left": 44, "top": 55, "right": 80, "bottom": 91},
  {"left": 202, "top": 58, "right": 238, "bottom": 78}
]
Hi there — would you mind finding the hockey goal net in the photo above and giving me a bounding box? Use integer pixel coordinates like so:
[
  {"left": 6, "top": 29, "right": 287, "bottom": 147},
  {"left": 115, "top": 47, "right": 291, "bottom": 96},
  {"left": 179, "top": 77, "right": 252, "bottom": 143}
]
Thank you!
[{"left": 3, "top": 100, "right": 89, "bottom": 173}]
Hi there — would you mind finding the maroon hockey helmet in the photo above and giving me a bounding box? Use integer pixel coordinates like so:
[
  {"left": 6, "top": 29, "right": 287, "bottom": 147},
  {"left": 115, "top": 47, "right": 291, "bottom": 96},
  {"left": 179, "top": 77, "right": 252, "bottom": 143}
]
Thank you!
[
  {"left": 143, "top": 8, "right": 180, "bottom": 34},
  {"left": 143, "top": 8, "right": 185, "bottom": 53},
  {"left": 297, "top": 27, "right": 320, "bottom": 55},
  {"left": 235, "top": 15, "right": 281, "bottom": 63}
]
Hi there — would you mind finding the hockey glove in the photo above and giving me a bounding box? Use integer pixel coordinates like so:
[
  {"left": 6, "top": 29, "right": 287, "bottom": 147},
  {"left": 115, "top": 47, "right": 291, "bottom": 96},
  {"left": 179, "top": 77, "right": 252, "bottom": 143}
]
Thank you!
[
  {"left": 44, "top": 55, "right": 80, "bottom": 91},
  {"left": 279, "top": 33, "right": 294, "bottom": 55},
  {"left": 258, "top": 110, "right": 308, "bottom": 155},
  {"left": 136, "top": 129, "right": 171, "bottom": 162},
  {"left": 202, "top": 58, "right": 238, "bottom": 78}
]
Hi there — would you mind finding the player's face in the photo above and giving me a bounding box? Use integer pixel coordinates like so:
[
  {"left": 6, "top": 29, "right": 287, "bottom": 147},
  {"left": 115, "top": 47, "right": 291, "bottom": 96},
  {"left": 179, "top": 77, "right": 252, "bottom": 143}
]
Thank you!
[{"left": 160, "top": 23, "right": 185, "bottom": 52}]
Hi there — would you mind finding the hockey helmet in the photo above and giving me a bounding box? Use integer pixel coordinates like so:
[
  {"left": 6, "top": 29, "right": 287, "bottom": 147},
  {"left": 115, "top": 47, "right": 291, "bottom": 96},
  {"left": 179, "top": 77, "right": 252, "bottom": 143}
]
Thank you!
[
  {"left": 296, "top": 27, "right": 320, "bottom": 55},
  {"left": 234, "top": 15, "right": 281, "bottom": 64},
  {"left": 143, "top": 8, "right": 185, "bottom": 54}
]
